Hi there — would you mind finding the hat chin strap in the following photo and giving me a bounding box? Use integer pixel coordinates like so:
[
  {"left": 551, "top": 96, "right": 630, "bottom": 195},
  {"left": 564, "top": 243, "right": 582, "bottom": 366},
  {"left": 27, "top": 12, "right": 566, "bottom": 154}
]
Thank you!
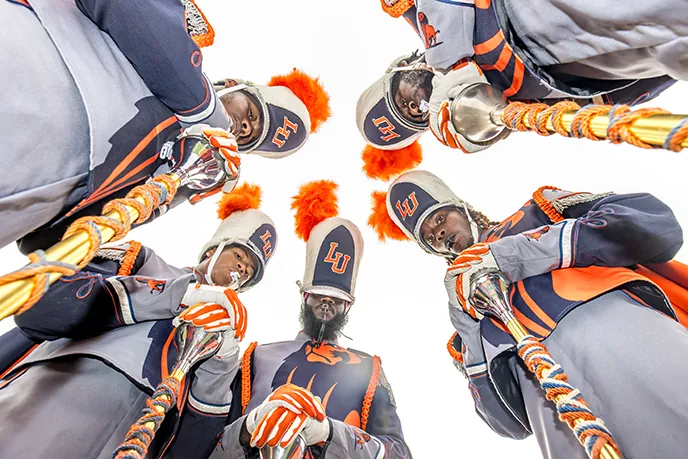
[
  {"left": 462, "top": 202, "right": 480, "bottom": 245},
  {"left": 205, "top": 240, "right": 227, "bottom": 286}
]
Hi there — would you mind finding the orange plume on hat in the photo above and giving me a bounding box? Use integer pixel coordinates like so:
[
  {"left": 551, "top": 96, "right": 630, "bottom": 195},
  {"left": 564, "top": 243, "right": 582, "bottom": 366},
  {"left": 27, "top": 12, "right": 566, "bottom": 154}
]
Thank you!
[
  {"left": 362, "top": 141, "right": 423, "bottom": 181},
  {"left": 368, "top": 191, "right": 409, "bottom": 241},
  {"left": 268, "top": 69, "right": 332, "bottom": 133},
  {"left": 217, "top": 183, "right": 262, "bottom": 220},
  {"left": 291, "top": 180, "right": 339, "bottom": 241}
]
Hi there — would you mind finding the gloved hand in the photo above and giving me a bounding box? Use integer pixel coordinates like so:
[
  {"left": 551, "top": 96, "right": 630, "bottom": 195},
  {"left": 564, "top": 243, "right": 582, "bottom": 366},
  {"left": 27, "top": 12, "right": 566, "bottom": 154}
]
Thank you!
[
  {"left": 444, "top": 243, "right": 502, "bottom": 320},
  {"left": 246, "top": 384, "right": 329, "bottom": 448},
  {"left": 174, "top": 302, "right": 240, "bottom": 359},
  {"left": 181, "top": 284, "right": 247, "bottom": 341},
  {"left": 177, "top": 124, "right": 241, "bottom": 194},
  {"left": 200, "top": 126, "right": 241, "bottom": 181},
  {"left": 429, "top": 61, "right": 493, "bottom": 153}
]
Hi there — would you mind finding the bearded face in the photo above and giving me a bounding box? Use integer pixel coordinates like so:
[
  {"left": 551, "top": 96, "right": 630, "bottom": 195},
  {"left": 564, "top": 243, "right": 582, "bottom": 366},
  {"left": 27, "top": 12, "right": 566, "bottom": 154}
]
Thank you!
[{"left": 300, "top": 292, "right": 349, "bottom": 341}]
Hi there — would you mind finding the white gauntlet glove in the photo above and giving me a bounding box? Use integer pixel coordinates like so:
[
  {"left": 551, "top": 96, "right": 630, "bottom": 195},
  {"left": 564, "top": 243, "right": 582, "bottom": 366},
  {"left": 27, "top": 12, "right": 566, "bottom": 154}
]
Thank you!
[
  {"left": 429, "top": 61, "right": 493, "bottom": 153},
  {"left": 246, "top": 384, "right": 329, "bottom": 448}
]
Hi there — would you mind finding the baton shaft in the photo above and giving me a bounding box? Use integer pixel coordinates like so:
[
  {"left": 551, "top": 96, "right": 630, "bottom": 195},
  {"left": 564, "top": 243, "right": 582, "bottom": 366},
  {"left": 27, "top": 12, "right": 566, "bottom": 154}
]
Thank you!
[
  {"left": 0, "top": 174, "right": 180, "bottom": 321},
  {"left": 496, "top": 107, "right": 688, "bottom": 148},
  {"left": 142, "top": 369, "right": 185, "bottom": 431}
]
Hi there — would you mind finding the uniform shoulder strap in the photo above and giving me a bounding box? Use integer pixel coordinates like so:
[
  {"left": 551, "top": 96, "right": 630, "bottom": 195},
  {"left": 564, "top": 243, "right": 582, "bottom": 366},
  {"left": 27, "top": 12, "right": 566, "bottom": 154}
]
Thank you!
[{"left": 241, "top": 342, "right": 259, "bottom": 415}]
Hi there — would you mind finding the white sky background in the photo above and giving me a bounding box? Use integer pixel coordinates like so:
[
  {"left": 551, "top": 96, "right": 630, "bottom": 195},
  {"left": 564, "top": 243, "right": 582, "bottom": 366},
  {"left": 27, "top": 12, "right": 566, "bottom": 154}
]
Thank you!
[{"left": 2, "top": 1, "right": 688, "bottom": 457}]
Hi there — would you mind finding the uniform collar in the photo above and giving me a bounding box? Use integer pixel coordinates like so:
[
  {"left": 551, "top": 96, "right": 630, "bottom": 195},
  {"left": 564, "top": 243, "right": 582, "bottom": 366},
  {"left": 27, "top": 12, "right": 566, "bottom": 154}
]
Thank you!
[{"left": 295, "top": 330, "right": 339, "bottom": 346}]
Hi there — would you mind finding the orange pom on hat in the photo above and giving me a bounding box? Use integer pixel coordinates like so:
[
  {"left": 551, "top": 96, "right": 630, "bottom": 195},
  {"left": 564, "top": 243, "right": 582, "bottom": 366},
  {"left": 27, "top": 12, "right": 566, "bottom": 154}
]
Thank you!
[
  {"left": 217, "top": 183, "right": 262, "bottom": 220},
  {"left": 368, "top": 191, "right": 409, "bottom": 241},
  {"left": 291, "top": 180, "right": 339, "bottom": 241},
  {"left": 362, "top": 141, "right": 423, "bottom": 181},
  {"left": 268, "top": 69, "right": 332, "bottom": 133}
]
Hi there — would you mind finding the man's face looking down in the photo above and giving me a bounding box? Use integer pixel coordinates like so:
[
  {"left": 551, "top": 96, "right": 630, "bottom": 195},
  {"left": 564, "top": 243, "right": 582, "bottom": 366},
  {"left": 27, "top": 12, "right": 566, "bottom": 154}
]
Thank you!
[{"left": 419, "top": 206, "right": 474, "bottom": 256}]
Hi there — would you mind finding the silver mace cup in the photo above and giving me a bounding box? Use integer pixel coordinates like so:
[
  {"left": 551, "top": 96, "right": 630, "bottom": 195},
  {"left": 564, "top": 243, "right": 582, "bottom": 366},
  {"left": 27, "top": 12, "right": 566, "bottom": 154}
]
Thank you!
[
  {"left": 164, "top": 126, "right": 238, "bottom": 201},
  {"left": 449, "top": 82, "right": 512, "bottom": 147},
  {"left": 470, "top": 271, "right": 529, "bottom": 340},
  {"left": 260, "top": 435, "right": 308, "bottom": 459},
  {"left": 170, "top": 322, "right": 224, "bottom": 379}
]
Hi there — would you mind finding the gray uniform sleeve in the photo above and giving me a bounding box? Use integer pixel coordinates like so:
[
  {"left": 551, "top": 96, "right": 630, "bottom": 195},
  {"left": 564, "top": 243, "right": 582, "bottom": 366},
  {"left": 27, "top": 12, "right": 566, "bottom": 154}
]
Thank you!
[
  {"left": 489, "top": 192, "right": 684, "bottom": 282},
  {"left": 15, "top": 245, "right": 194, "bottom": 341},
  {"left": 449, "top": 307, "right": 531, "bottom": 439}
]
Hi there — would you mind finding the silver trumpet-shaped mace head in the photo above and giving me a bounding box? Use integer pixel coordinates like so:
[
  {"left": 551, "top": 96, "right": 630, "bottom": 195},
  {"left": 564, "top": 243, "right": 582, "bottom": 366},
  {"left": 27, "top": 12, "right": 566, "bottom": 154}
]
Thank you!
[
  {"left": 173, "top": 322, "right": 224, "bottom": 376},
  {"left": 449, "top": 82, "right": 511, "bottom": 145},
  {"left": 470, "top": 271, "right": 515, "bottom": 325},
  {"left": 259, "top": 435, "right": 308, "bottom": 459},
  {"left": 164, "top": 125, "right": 238, "bottom": 194}
]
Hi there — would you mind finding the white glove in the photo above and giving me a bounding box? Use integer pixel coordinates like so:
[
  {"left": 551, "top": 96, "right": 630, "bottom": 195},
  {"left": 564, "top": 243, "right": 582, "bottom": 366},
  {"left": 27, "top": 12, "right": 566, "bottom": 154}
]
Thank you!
[
  {"left": 246, "top": 384, "right": 329, "bottom": 448},
  {"left": 173, "top": 302, "right": 240, "bottom": 359},
  {"left": 180, "top": 283, "right": 247, "bottom": 341},
  {"left": 444, "top": 243, "right": 503, "bottom": 320},
  {"left": 429, "top": 61, "right": 492, "bottom": 153}
]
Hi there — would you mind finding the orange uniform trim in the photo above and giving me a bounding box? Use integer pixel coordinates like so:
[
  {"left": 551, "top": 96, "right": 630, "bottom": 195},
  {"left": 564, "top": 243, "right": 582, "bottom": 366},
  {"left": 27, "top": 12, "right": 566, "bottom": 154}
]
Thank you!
[
  {"left": 361, "top": 356, "right": 381, "bottom": 432},
  {"left": 482, "top": 46, "right": 512, "bottom": 73},
  {"left": 117, "top": 241, "right": 143, "bottom": 276},
  {"left": 446, "top": 332, "right": 464, "bottom": 363},
  {"left": 380, "top": 0, "right": 414, "bottom": 18},
  {"left": 516, "top": 282, "right": 557, "bottom": 330},
  {"left": 71, "top": 116, "right": 178, "bottom": 215},
  {"left": 635, "top": 266, "right": 688, "bottom": 326},
  {"left": 532, "top": 186, "right": 565, "bottom": 223},
  {"left": 503, "top": 58, "right": 525, "bottom": 97},
  {"left": 0, "top": 343, "right": 38, "bottom": 381},
  {"left": 187, "top": 0, "right": 215, "bottom": 48},
  {"left": 241, "top": 342, "right": 258, "bottom": 414},
  {"left": 513, "top": 306, "right": 549, "bottom": 338},
  {"left": 474, "top": 30, "right": 505, "bottom": 55}
]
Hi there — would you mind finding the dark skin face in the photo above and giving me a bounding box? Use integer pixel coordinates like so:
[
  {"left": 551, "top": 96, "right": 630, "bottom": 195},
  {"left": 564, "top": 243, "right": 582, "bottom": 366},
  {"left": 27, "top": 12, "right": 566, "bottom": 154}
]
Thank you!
[
  {"left": 419, "top": 206, "right": 474, "bottom": 256},
  {"left": 300, "top": 293, "right": 350, "bottom": 341},
  {"left": 392, "top": 62, "right": 434, "bottom": 124},
  {"left": 218, "top": 80, "right": 264, "bottom": 146},
  {"left": 196, "top": 244, "right": 258, "bottom": 286},
  {"left": 304, "top": 293, "right": 347, "bottom": 322}
]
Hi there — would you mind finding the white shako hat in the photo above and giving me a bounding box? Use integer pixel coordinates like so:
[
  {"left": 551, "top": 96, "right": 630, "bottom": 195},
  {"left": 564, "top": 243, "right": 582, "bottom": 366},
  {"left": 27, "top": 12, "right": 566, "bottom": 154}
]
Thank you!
[
  {"left": 292, "top": 180, "right": 364, "bottom": 304},
  {"left": 214, "top": 69, "right": 331, "bottom": 159},
  {"left": 199, "top": 183, "right": 277, "bottom": 292}
]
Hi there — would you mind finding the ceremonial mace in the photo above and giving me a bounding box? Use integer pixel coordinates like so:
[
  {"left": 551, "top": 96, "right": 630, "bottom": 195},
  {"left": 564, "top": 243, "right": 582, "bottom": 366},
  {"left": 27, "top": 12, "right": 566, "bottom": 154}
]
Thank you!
[
  {"left": 113, "top": 319, "right": 224, "bottom": 458},
  {"left": 449, "top": 83, "right": 688, "bottom": 151},
  {"left": 470, "top": 272, "right": 622, "bottom": 459},
  {"left": 113, "top": 273, "right": 241, "bottom": 458},
  {"left": 0, "top": 128, "right": 237, "bottom": 321}
]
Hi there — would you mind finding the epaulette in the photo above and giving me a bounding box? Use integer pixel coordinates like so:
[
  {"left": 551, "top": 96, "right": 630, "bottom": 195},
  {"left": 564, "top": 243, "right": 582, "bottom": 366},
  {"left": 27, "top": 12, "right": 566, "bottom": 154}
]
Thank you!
[{"left": 551, "top": 191, "right": 614, "bottom": 214}]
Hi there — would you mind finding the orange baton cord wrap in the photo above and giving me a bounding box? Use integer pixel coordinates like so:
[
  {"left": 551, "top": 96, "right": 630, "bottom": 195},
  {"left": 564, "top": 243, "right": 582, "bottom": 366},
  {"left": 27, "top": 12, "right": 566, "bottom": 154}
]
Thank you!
[
  {"left": 117, "top": 241, "right": 143, "bottom": 276},
  {"left": 607, "top": 106, "right": 669, "bottom": 148},
  {"left": 113, "top": 376, "right": 181, "bottom": 459},
  {"left": 532, "top": 186, "right": 565, "bottom": 223},
  {"left": 501, "top": 100, "right": 688, "bottom": 152},
  {"left": 0, "top": 175, "right": 178, "bottom": 316},
  {"left": 241, "top": 342, "right": 258, "bottom": 415},
  {"left": 361, "top": 356, "right": 382, "bottom": 432},
  {"left": 0, "top": 252, "right": 78, "bottom": 315}
]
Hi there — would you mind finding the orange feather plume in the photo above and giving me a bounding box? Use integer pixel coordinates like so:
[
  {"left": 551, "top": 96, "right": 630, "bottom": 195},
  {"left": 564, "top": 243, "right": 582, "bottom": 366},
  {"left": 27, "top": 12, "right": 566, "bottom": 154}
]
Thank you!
[
  {"left": 362, "top": 141, "right": 422, "bottom": 181},
  {"left": 217, "top": 183, "right": 262, "bottom": 220},
  {"left": 292, "top": 180, "right": 339, "bottom": 241},
  {"left": 268, "top": 69, "right": 331, "bottom": 133},
  {"left": 368, "top": 191, "right": 409, "bottom": 241}
]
